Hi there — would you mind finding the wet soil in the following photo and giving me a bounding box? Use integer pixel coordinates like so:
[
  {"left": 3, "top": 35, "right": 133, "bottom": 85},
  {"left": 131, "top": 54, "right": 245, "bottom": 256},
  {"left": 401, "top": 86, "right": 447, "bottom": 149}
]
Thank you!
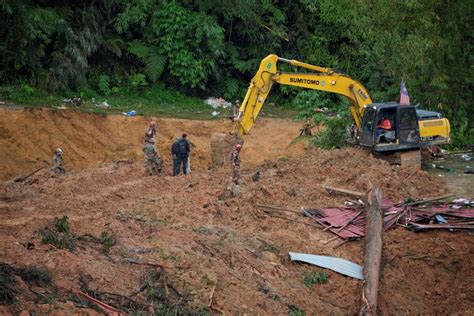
[{"left": 0, "top": 108, "right": 473, "bottom": 315}]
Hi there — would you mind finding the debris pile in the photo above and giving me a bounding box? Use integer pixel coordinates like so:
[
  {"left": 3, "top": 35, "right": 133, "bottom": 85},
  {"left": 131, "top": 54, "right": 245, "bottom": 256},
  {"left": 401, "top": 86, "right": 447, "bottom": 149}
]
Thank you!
[
  {"left": 304, "top": 195, "right": 474, "bottom": 239},
  {"left": 205, "top": 97, "right": 232, "bottom": 109}
]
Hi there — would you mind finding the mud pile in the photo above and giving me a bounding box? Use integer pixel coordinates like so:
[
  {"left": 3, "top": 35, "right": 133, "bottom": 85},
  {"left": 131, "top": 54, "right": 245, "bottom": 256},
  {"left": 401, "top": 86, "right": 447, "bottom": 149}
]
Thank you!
[{"left": 1, "top": 142, "right": 472, "bottom": 314}]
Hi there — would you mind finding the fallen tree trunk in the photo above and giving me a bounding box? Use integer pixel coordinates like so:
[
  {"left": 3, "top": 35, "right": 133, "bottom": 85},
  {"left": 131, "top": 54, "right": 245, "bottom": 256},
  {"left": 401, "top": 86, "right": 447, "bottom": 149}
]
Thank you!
[
  {"left": 360, "top": 187, "right": 383, "bottom": 316},
  {"left": 323, "top": 185, "right": 366, "bottom": 199}
]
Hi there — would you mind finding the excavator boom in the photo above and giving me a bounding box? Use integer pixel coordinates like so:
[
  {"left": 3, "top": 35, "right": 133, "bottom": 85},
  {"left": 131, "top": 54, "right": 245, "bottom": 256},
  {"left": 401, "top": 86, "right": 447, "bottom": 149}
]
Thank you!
[{"left": 236, "top": 54, "right": 372, "bottom": 135}]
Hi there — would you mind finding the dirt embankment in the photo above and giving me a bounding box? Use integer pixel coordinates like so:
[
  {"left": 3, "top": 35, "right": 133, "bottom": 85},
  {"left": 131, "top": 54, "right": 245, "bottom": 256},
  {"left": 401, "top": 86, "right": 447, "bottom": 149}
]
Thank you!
[{"left": 0, "top": 108, "right": 305, "bottom": 181}]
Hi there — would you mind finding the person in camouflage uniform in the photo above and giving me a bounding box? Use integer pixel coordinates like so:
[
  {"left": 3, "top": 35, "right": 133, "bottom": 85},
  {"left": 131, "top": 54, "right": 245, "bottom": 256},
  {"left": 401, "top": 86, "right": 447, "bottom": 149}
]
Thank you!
[
  {"left": 299, "top": 121, "right": 313, "bottom": 136},
  {"left": 230, "top": 143, "right": 242, "bottom": 184},
  {"left": 171, "top": 136, "right": 181, "bottom": 176},
  {"left": 52, "top": 148, "right": 65, "bottom": 175},
  {"left": 144, "top": 121, "right": 157, "bottom": 144},
  {"left": 143, "top": 140, "right": 161, "bottom": 176}
]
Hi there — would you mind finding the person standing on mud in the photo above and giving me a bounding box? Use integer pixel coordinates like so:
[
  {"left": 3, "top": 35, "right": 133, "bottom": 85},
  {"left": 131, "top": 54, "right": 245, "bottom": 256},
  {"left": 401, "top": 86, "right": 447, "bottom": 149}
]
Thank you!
[
  {"left": 233, "top": 100, "right": 241, "bottom": 121},
  {"left": 144, "top": 121, "right": 157, "bottom": 144},
  {"left": 143, "top": 139, "right": 161, "bottom": 176},
  {"left": 174, "top": 134, "right": 191, "bottom": 175},
  {"left": 171, "top": 136, "right": 181, "bottom": 176},
  {"left": 52, "top": 148, "right": 65, "bottom": 175},
  {"left": 230, "top": 144, "right": 242, "bottom": 184}
]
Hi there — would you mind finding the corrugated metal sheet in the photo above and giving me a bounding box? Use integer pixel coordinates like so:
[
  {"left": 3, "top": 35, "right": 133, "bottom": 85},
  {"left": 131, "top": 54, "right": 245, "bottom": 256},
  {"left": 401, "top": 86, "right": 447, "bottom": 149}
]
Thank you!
[
  {"left": 304, "top": 202, "right": 473, "bottom": 239},
  {"left": 289, "top": 252, "right": 363, "bottom": 280}
]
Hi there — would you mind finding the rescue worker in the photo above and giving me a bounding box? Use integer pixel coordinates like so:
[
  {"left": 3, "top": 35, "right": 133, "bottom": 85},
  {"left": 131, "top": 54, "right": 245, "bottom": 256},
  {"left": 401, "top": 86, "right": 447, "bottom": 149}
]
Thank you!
[
  {"left": 52, "top": 148, "right": 65, "bottom": 175},
  {"left": 171, "top": 137, "right": 181, "bottom": 176},
  {"left": 143, "top": 139, "right": 161, "bottom": 176},
  {"left": 347, "top": 124, "right": 357, "bottom": 142},
  {"left": 375, "top": 116, "right": 391, "bottom": 142},
  {"left": 175, "top": 134, "right": 191, "bottom": 175},
  {"left": 230, "top": 143, "right": 242, "bottom": 184},
  {"left": 233, "top": 100, "right": 241, "bottom": 121},
  {"left": 299, "top": 122, "right": 313, "bottom": 136},
  {"left": 144, "top": 121, "right": 157, "bottom": 144}
]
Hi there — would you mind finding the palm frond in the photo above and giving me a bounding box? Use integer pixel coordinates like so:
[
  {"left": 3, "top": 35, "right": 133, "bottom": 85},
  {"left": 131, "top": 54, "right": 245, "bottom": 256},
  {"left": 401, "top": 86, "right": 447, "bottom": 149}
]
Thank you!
[
  {"left": 128, "top": 40, "right": 150, "bottom": 59},
  {"left": 145, "top": 50, "right": 167, "bottom": 82}
]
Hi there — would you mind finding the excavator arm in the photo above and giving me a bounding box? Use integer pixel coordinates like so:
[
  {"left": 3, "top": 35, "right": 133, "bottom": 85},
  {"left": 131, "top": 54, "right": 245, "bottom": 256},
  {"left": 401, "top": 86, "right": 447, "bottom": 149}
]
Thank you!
[{"left": 236, "top": 54, "right": 373, "bottom": 135}]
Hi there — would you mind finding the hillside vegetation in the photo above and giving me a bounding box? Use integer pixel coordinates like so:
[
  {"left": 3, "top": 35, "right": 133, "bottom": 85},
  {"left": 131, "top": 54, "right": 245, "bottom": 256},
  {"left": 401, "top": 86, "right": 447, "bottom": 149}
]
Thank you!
[{"left": 0, "top": 0, "right": 472, "bottom": 147}]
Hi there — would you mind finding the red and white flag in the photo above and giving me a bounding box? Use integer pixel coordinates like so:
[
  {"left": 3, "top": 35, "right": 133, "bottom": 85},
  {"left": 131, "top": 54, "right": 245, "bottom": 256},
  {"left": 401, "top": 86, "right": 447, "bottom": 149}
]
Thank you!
[{"left": 400, "top": 79, "right": 410, "bottom": 105}]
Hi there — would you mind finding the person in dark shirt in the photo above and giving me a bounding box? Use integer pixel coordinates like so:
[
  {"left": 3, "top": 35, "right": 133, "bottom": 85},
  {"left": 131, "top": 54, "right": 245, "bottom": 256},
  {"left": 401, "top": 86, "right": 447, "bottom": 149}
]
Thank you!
[{"left": 173, "top": 134, "right": 191, "bottom": 175}]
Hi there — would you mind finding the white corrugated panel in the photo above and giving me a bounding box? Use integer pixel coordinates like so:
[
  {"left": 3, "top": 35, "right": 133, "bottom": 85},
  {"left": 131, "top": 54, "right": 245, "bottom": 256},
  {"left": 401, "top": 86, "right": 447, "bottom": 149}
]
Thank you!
[{"left": 289, "top": 252, "right": 364, "bottom": 280}]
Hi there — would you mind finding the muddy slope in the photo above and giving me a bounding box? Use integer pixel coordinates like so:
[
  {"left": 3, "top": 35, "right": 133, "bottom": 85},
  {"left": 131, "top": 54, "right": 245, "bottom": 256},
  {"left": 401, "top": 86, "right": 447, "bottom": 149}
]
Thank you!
[
  {"left": 1, "top": 146, "right": 472, "bottom": 314},
  {"left": 0, "top": 108, "right": 305, "bottom": 180}
]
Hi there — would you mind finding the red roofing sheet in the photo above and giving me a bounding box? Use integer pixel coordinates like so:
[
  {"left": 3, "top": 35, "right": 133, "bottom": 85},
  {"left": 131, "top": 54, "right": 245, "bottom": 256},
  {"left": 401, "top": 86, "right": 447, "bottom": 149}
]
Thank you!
[{"left": 305, "top": 202, "right": 473, "bottom": 239}]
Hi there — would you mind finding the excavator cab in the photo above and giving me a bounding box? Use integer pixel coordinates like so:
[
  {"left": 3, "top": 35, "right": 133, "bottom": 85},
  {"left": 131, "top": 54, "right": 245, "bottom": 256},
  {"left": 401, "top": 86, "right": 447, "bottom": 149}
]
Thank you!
[{"left": 359, "top": 103, "right": 420, "bottom": 152}]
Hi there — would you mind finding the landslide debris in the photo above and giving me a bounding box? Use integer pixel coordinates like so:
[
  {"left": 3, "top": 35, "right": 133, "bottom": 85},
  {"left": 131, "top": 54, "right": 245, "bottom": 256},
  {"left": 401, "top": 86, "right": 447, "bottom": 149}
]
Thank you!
[{"left": 1, "top": 146, "right": 472, "bottom": 315}]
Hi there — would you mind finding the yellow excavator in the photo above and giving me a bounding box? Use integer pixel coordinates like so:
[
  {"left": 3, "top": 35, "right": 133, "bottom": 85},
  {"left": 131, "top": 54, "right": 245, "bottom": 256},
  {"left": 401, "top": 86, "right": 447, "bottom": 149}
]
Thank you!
[{"left": 235, "top": 54, "right": 450, "bottom": 153}]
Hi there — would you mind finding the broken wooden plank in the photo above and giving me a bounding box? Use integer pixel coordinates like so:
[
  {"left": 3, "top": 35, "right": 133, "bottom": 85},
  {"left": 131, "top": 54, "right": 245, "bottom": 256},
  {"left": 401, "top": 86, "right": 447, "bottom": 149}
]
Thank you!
[
  {"left": 254, "top": 204, "right": 302, "bottom": 215},
  {"left": 74, "top": 290, "right": 127, "bottom": 316},
  {"left": 258, "top": 209, "right": 324, "bottom": 229},
  {"left": 402, "top": 194, "right": 454, "bottom": 206},
  {"left": 360, "top": 186, "right": 383, "bottom": 316},
  {"left": 323, "top": 185, "right": 366, "bottom": 199},
  {"left": 14, "top": 166, "right": 45, "bottom": 182}
]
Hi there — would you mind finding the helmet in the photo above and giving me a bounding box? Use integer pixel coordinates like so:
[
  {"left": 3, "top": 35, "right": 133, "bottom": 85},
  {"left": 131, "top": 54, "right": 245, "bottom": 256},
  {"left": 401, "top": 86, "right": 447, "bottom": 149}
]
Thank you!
[
  {"left": 235, "top": 144, "right": 242, "bottom": 149},
  {"left": 150, "top": 121, "right": 156, "bottom": 126},
  {"left": 55, "top": 148, "right": 63, "bottom": 154}
]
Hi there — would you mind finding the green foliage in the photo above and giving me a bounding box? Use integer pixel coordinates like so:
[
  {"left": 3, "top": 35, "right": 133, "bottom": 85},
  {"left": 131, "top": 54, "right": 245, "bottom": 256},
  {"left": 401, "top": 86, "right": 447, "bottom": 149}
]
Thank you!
[
  {"left": 312, "top": 115, "right": 352, "bottom": 149},
  {"left": 145, "top": 51, "right": 167, "bottom": 83},
  {"left": 128, "top": 73, "right": 148, "bottom": 88},
  {"left": 0, "top": 263, "right": 54, "bottom": 305},
  {"left": 303, "top": 270, "right": 329, "bottom": 287},
  {"left": 292, "top": 90, "right": 352, "bottom": 149},
  {"left": 98, "top": 75, "right": 111, "bottom": 96},
  {"left": 288, "top": 305, "right": 305, "bottom": 316},
  {"left": 0, "top": 0, "right": 471, "bottom": 146},
  {"left": 128, "top": 40, "right": 151, "bottom": 59},
  {"left": 292, "top": 91, "right": 334, "bottom": 122},
  {"left": 18, "top": 266, "right": 52, "bottom": 286},
  {"left": 39, "top": 229, "right": 76, "bottom": 251},
  {"left": 151, "top": 2, "right": 225, "bottom": 89},
  {"left": 99, "top": 230, "right": 116, "bottom": 254},
  {"left": 138, "top": 268, "right": 210, "bottom": 315},
  {"left": 39, "top": 216, "right": 75, "bottom": 251},
  {"left": 54, "top": 216, "right": 70, "bottom": 233},
  {"left": 444, "top": 108, "right": 474, "bottom": 149},
  {"left": 0, "top": 263, "right": 16, "bottom": 304},
  {"left": 0, "top": 85, "right": 59, "bottom": 106}
]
